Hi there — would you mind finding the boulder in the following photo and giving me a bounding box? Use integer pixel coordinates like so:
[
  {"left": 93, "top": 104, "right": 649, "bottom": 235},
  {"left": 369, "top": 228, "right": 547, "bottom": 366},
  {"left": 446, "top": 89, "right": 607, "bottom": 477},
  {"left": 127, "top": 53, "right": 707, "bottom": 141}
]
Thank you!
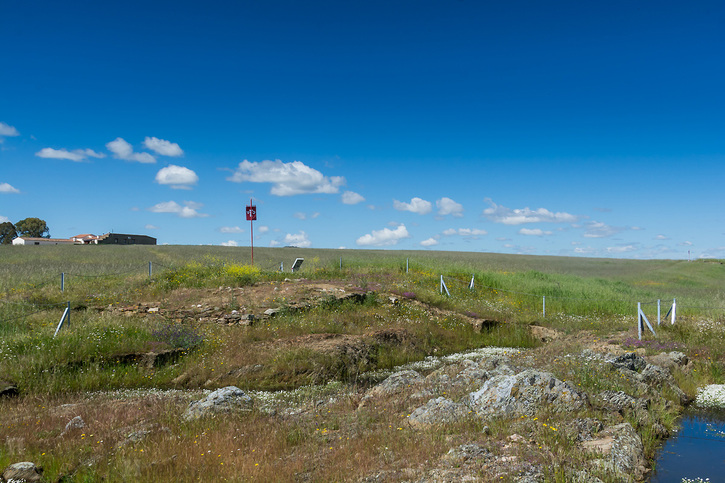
[
  {"left": 468, "top": 369, "right": 588, "bottom": 417},
  {"left": 182, "top": 386, "right": 253, "bottom": 421},
  {"left": 359, "top": 370, "right": 423, "bottom": 408},
  {"left": 61, "top": 415, "right": 86, "bottom": 436},
  {"left": 593, "top": 391, "right": 648, "bottom": 412},
  {"left": 582, "top": 422, "right": 646, "bottom": 481},
  {"left": 408, "top": 397, "right": 469, "bottom": 429},
  {"left": 2, "top": 462, "right": 43, "bottom": 483}
]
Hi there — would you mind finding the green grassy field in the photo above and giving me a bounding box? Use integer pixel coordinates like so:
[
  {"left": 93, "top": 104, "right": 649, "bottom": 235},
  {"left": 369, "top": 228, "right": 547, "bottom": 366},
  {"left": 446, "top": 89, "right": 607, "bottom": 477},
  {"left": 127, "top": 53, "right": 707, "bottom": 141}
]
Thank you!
[{"left": 1, "top": 245, "right": 724, "bottom": 482}]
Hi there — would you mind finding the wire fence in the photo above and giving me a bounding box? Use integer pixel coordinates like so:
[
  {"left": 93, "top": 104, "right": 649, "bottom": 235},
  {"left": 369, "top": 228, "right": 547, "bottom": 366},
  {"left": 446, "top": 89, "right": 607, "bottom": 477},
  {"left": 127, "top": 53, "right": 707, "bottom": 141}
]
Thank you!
[{"left": 1, "top": 259, "right": 723, "bottom": 337}]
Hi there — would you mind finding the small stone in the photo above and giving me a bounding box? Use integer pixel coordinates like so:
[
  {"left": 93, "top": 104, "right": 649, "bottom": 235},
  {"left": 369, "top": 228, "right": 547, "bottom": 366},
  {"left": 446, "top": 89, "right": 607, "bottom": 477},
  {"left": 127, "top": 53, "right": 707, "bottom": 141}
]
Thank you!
[{"left": 2, "top": 462, "right": 43, "bottom": 483}]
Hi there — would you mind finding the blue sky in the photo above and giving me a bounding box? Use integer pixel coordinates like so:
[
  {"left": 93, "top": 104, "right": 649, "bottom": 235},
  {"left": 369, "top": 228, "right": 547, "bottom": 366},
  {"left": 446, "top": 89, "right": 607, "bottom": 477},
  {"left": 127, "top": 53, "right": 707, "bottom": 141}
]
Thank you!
[{"left": 1, "top": 1, "right": 723, "bottom": 258}]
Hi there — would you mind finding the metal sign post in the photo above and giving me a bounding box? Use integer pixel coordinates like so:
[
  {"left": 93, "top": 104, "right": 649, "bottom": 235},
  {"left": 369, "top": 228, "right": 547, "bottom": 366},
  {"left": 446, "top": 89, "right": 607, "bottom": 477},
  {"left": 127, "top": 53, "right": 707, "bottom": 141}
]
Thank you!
[{"left": 246, "top": 199, "right": 257, "bottom": 265}]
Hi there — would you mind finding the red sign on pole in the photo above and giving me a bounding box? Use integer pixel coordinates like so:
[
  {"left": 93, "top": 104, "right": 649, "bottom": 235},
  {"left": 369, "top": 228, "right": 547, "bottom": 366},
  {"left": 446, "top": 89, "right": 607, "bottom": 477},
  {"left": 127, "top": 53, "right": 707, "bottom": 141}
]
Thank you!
[{"left": 246, "top": 204, "right": 257, "bottom": 221}]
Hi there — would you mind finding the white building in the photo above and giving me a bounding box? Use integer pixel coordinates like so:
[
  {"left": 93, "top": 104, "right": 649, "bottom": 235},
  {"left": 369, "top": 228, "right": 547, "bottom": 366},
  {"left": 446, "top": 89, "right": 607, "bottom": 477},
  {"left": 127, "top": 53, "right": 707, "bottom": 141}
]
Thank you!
[{"left": 12, "top": 237, "right": 75, "bottom": 246}]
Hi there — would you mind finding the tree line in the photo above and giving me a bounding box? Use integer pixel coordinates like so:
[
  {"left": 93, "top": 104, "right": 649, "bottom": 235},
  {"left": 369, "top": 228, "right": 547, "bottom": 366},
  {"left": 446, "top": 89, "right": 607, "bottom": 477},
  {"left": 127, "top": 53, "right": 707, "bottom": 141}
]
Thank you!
[{"left": 0, "top": 218, "right": 50, "bottom": 245}]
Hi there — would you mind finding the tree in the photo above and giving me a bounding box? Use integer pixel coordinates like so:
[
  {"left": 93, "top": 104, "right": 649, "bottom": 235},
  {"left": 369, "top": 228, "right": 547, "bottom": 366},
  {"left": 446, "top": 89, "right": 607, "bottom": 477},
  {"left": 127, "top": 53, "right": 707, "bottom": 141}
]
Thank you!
[
  {"left": 0, "top": 222, "right": 17, "bottom": 244},
  {"left": 15, "top": 218, "right": 50, "bottom": 238}
]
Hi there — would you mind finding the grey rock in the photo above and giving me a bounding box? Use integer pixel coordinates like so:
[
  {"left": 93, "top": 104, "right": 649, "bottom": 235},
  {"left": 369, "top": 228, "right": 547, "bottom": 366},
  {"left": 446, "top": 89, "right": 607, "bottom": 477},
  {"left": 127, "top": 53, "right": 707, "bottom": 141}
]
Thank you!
[
  {"left": 408, "top": 397, "right": 469, "bottom": 429},
  {"left": 468, "top": 369, "right": 588, "bottom": 418},
  {"left": 2, "top": 461, "right": 43, "bottom": 483},
  {"left": 610, "top": 353, "right": 647, "bottom": 372},
  {"left": 441, "top": 443, "right": 492, "bottom": 465},
  {"left": 359, "top": 370, "right": 423, "bottom": 408},
  {"left": 182, "top": 386, "right": 253, "bottom": 420},
  {"left": 608, "top": 423, "right": 647, "bottom": 480},
  {"left": 62, "top": 415, "right": 86, "bottom": 435},
  {"left": 594, "top": 391, "right": 648, "bottom": 412}
]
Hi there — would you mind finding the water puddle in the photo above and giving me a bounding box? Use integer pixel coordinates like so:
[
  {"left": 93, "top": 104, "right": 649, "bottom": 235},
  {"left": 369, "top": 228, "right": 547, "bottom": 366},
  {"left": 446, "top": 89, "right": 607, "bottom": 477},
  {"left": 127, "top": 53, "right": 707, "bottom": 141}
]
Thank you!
[{"left": 650, "top": 408, "right": 725, "bottom": 482}]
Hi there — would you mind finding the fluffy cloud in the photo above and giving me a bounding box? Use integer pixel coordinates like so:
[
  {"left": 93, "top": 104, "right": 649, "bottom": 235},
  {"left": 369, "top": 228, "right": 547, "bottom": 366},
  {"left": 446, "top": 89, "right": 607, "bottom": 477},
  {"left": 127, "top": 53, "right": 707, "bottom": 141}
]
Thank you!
[
  {"left": 258, "top": 226, "right": 270, "bottom": 234},
  {"left": 106, "top": 137, "right": 156, "bottom": 163},
  {"left": 36, "top": 147, "right": 106, "bottom": 162},
  {"left": 293, "top": 212, "right": 320, "bottom": 220},
  {"left": 148, "top": 200, "right": 208, "bottom": 218},
  {"left": 483, "top": 198, "right": 578, "bottom": 225},
  {"left": 436, "top": 197, "right": 463, "bottom": 217},
  {"left": 393, "top": 197, "right": 432, "bottom": 215},
  {"left": 0, "top": 122, "right": 19, "bottom": 139},
  {"left": 519, "top": 228, "right": 553, "bottom": 236},
  {"left": 342, "top": 191, "right": 365, "bottom": 205},
  {"left": 356, "top": 224, "right": 410, "bottom": 247},
  {"left": 606, "top": 245, "right": 637, "bottom": 254},
  {"left": 227, "top": 160, "right": 345, "bottom": 196},
  {"left": 145, "top": 224, "right": 159, "bottom": 230},
  {"left": 221, "top": 240, "right": 239, "bottom": 247},
  {"left": 0, "top": 215, "right": 10, "bottom": 223},
  {"left": 143, "top": 137, "right": 183, "bottom": 157},
  {"left": 220, "top": 226, "right": 244, "bottom": 233},
  {"left": 283, "top": 231, "right": 311, "bottom": 248},
  {"left": 420, "top": 237, "right": 439, "bottom": 247},
  {"left": 583, "top": 221, "right": 626, "bottom": 238},
  {"left": 0, "top": 183, "right": 20, "bottom": 194},
  {"left": 155, "top": 165, "right": 199, "bottom": 189}
]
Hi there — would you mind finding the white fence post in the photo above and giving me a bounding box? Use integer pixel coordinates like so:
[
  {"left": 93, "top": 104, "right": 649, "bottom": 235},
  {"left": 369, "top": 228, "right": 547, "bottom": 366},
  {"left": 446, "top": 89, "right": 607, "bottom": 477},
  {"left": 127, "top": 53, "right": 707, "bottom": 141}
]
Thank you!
[
  {"left": 54, "top": 302, "right": 70, "bottom": 338},
  {"left": 671, "top": 298, "right": 677, "bottom": 325},
  {"left": 440, "top": 275, "right": 450, "bottom": 296},
  {"left": 61, "top": 272, "right": 65, "bottom": 292},
  {"left": 638, "top": 302, "right": 656, "bottom": 340},
  {"left": 543, "top": 296, "right": 546, "bottom": 318},
  {"left": 469, "top": 275, "right": 474, "bottom": 290}
]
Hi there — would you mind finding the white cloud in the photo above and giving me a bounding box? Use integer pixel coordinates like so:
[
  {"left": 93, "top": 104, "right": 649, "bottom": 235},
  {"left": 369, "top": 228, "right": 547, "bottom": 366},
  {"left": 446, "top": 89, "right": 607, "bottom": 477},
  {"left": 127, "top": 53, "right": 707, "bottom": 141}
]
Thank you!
[
  {"left": 283, "top": 231, "right": 311, "bottom": 248},
  {"left": 679, "top": 241, "right": 693, "bottom": 246},
  {"left": 155, "top": 165, "right": 199, "bottom": 189},
  {"left": 221, "top": 240, "right": 238, "bottom": 247},
  {"left": 269, "top": 240, "right": 280, "bottom": 247},
  {"left": 0, "top": 122, "right": 19, "bottom": 138},
  {"left": 0, "top": 183, "right": 20, "bottom": 194},
  {"left": 655, "top": 234, "right": 669, "bottom": 240},
  {"left": 227, "top": 160, "right": 345, "bottom": 196},
  {"left": 393, "top": 197, "right": 432, "bottom": 215},
  {"left": 583, "top": 221, "right": 625, "bottom": 238},
  {"left": 258, "top": 226, "right": 269, "bottom": 234},
  {"left": 143, "top": 137, "right": 183, "bottom": 157},
  {"left": 148, "top": 200, "right": 208, "bottom": 218},
  {"left": 356, "top": 224, "right": 410, "bottom": 247},
  {"left": 36, "top": 147, "right": 106, "bottom": 162},
  {"left": 483, "top": 198, "right": 578, "bottom": 225},
  {"left": 294, "top": 212, "right": 320, "bottom": 220},
  {"left": 436, "top": 197, "right": 464, "bottom": 217},
  {"left": 420, "top": 237, "right": 439, "bottom": 247},
  {"left": 106, "top": 137, "right": 156, "bottom": 163},
  {"left": 0, "top": 215, "right": 10, "bottom": 223},
  {"left": 145, "top": 224, "right": 159, "bottom": 230},
  {"left": 342, "top": 191, "right": 365, "bottom": 205},
  {"left": 606, "top": 245, "right": 637, "bottom": 254},
  {"left": 443, "top": 228, "right": 488, "bottom": 237},
  {"left": 519, "top": 228, "right": 553, "bottom": 236},
  {"left": 220, "top": 226, "right": 244, "bottom": 233}
]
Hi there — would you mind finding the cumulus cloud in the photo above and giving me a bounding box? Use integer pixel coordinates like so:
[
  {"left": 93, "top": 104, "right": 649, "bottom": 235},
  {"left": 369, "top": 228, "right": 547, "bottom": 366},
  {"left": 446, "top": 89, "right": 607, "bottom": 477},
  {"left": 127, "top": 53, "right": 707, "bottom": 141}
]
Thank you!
[
  {"left": 0, "top": 215, "right": 10, "bottom": 223},
  {"left": 436, "top": 197, "right": 464, "bottom": 217},
  {"left": 0, "top": 183, "right": 20, "bottom": 194},
  {"left": 220, "top": 226, "right": 244, "bottom": 233},
  {"left": 393, "top": 197, "right": 432, "bottom": 215},
  {"left": 155, "top": 165, "right": 199, "bottom": 189},
  {"left": 221, "top": 240, "right": 238, "bottom": 247},
  {"left": 420, "top": 237, "right": 439, "bottom": 247},
  {"left": 0, "top": 122, "right": 19, "bottom": 139},
  {"left": 293, "top": 212, "right": 320, "bottom": 221},
  {"left": 258, "top": 226, "right": 269, "bottom": 234},
  {"left": 148, "top": 200, "right": 208, "bottom": 218},
  {"left": 36, "top": 147, "right": 106, "bottom": 162},
  {"left": 342, "top": 191, "right": 365, "bottom": 205},
  {"left": 356, "top": 224, "right": 410, "bottom": 247},
  {"left": 583, "top": 221, "right": 626, "bottom": 238},
  {"left": 283, "top": 231, "right": 311, "bottom": 248},
  {"left": 143, "top": 137, "right": 183, "bottom": 157},
  {"left": 145, "top": 224, "right": 159, "bottom": 230},
  {"left": 519, "top": 228, "right": 553, "bottom": 236},
  {"left": 106, "top": 137, "right": 156, "bottom": 163},
  {"left": 655, "top": 234, "right": 669, "bottom": 240},
  {"left": 227, "top": 160, "right": 345, "bottom": 196},
  {"left": 483, "top": 198, "right": 578, "bottom": 225}
]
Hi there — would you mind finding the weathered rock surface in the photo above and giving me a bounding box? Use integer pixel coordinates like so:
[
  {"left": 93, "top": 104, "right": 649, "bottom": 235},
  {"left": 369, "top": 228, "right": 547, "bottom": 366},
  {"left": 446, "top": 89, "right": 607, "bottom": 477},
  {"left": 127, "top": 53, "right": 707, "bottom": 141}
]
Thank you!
[
  {"left": 61, "top": 415, "right": 86, "bottom": 436},
  {"left": 608, "top": 353, "right": 690, "bottom": 405},
  {"left": 582, "top": 422, "right": 646, "bottom": 481},
  {"left": 468, "top": 369, "right": 588, "bottom": 417},
  {"left": 2, "top": 461, "right": 43, "bottom": 483},
  {"left": 407, "top": 397, "right": 469, "bottom": 429},
  {"left": 593, "top": 390, "right": 648, "bottom": 412},
  {"left": 182, "top": 386, "right": 253, "bottom": 420},
  {"left": 359, "top": 370, "right": 423, "bottom": 408}
]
